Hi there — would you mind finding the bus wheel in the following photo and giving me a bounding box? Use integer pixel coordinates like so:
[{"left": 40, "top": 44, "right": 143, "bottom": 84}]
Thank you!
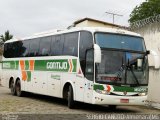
[
  {"left": 108, "top": 105, "right": 117, "bottom": 110},
  {"left": 10, "top": 80, "right": 16, "bottom": 96},
  {"left": 67, "top": 85, "right": 74, "bottom": 109},
  {"left": 15, "top": 80, "right": 24, "bottom": 97}
]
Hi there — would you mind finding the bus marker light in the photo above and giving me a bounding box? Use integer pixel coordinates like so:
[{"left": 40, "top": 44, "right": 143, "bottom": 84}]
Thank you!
[
  {"left": 120, "top": 99, "right": 129, "bottom": 103},
  {"left": 106, "top": 85, "right": 111, "bottom": 92},
  {"left": 138, "top": 93, "right": 147, "bottom": 96}
]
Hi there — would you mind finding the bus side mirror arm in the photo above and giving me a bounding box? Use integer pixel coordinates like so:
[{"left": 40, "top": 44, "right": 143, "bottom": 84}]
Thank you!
[
  {"left": 146, "top": 50, "right": 150, "bottom": 55},
  {"left": 94, "top": 44, "right": 101, "bottom": 63}
]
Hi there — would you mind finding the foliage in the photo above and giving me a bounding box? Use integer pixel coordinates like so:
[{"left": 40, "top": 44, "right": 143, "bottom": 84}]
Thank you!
[
  {"left": 129, "top": 0, "right": 160, "bottom": 23},
  {"left": 0, "top": 30, "right": 13, "bottom": 44},
  {"left": 0, "top": 30, "right": 13, "bottom": 55}
]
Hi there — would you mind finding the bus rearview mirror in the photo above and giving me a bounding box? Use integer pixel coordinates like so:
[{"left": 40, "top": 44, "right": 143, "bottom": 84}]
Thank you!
[
  {"left": 137, "top": 59, "right": 142, "bottom": 68},
  {"left": 94, "top": 44, "right": 101, "bottom": 63},
  {"left": 150, "top": 50, "right": 160, "bottom": 69}
]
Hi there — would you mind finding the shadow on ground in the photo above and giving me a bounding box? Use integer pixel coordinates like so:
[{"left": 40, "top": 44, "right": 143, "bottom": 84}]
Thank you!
[{"left": 21, "top": 92, "right": 138, "bottom": 113}]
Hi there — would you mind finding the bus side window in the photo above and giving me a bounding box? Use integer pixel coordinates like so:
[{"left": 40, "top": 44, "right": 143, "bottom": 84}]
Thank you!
[
  {"left": 4, "top": 42, "right": 23, "bottom": 58},
  {"left": 85, "top": 49, "right": 94, "bottom": 81},
  {"left": 79, "top": 31, "right": 93, "bottom": 75},
  {"left": 51, "top": 35, "right": 64, "bottom": 56},
  {"left": 29, "top": 38, "right": 40, "bottom": 57},
  {"left": 21, "top": 40, "right": 30, "bottom": 57},
  {"left": 3, "top": 43, "right": 13, "bottom": 58},
  {"left": 14, "top": 41, "right": 23, "bottom": 57},
  {"left": 63, "top": 32, "right": 78, "bottom": 56},
  {"left": 39, "top": 36, "right": 51, "bottom": 56},
  {"left": 4, "top": 42, "right": 18, "bottom": 58},
  {"left": 3, "top": 44, "right": 8, "bottom": 58}
]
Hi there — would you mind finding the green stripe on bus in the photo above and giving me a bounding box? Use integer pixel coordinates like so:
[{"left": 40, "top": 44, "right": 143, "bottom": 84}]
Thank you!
[
  {"left": 2, "top": 59, "right": 77, "bottom": 72},
  {"left": 15, "top": 61, "right": 19, "bottom": 69},
  {"left": 25, "top": 60, "right": 29, "bottom": 70},
  {"left": 27, "top": 71, "right": 31, "bottom": 82},
  {"left": 72, "top": 59, "right": 77, "bottom": 72},
  {"left": 93, "top": 84, "right": 145, "bottom": 92},
  {"left": 113, "top": 86, "right": 134, "bottom": 92},
  {"left": 94, "top": 84, "right": 105, "bottom": 90},
  {"left": 2, "top": 61, "right": 18, "bottom": 70}
]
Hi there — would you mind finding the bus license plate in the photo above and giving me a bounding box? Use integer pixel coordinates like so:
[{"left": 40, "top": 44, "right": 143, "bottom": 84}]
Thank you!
[{"left": 120, "top": 99, "right": 129, "bottom": 103}]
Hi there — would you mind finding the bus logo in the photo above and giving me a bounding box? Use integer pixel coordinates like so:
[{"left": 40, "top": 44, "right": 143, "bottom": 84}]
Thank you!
[{"left": 47, "top": 62, "right": 68, "bottom": 70}]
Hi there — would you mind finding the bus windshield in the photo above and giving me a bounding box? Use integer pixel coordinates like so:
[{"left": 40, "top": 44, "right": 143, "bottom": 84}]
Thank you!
[
  {"left": 95, "top": 33, "right": 146, "bottom": 52},
  {"left": 95, "top": 33, "right": 149, "bottom": 86}
]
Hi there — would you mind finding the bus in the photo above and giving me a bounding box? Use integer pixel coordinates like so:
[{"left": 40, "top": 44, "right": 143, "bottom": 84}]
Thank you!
[{"left": 1, "top": 27, "right": 149, "bottom": 109}]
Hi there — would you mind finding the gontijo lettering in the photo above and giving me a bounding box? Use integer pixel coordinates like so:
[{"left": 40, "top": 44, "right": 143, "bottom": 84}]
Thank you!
[{"left": 46, "top": 62, "right": 68, "bottom": 70}]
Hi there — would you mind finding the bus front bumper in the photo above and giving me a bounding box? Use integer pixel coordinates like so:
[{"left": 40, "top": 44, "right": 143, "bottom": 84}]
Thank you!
[{"left": 93, "top": 91, "right": 147, "bottom": 106}]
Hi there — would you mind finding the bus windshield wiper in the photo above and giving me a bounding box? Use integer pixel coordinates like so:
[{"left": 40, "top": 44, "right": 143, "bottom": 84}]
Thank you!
[
  {"left": 127, "top": 59, "right": 140, "bottom": 86},
  {"left": 115, "top": 56, "right": 126, "bottom": 79},
  {"left": 115, "top": 57, "right": 140, "bottom": 86}
]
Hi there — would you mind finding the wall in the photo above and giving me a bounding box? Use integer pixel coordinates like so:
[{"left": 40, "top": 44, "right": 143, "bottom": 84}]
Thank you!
[
  {"left": 133, "top": 22, "right": 160, "bottom": 54},
  {"left": 133, "top": 22, "right": 160, "bottom": 108},
  {"left": 0, "top": 62, "right": 1, "bottom": 85}
]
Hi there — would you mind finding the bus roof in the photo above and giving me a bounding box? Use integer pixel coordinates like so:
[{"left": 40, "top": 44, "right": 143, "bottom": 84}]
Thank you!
[{"left": 5, "top": 27, "right": 141, "bottom": 43}]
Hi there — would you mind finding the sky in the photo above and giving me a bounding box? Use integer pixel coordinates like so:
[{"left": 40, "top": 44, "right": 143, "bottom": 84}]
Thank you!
[{"left": 0, "top": 0, "right": 145, "bottom": 38}]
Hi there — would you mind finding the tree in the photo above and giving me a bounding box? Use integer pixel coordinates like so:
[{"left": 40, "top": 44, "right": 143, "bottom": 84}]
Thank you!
[
  {"left": 129, "top": 0, "right": 160, "bottom": 24},
  {"left": 0, "top": 30, "right": 13, "bottom": 44}
]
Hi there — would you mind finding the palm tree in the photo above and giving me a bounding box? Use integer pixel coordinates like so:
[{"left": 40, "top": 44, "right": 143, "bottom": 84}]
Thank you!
[{"left": 0, "top": 30, "right": 13, "bottom": 45}]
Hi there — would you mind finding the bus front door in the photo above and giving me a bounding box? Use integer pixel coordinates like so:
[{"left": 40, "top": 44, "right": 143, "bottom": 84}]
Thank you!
[{"left": 84, "top": 49, "right": 94, "bottom": 103}]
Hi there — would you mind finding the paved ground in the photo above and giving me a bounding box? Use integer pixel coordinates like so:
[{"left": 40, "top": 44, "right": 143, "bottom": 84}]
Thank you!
[{"left": 0, "top": 86, "right": 159, "bottom": 119}]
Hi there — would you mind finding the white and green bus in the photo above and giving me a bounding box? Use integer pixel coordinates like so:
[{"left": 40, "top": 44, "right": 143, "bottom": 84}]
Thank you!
[{"left": 1, "top": 27, "right": 149, "bottom": 109}]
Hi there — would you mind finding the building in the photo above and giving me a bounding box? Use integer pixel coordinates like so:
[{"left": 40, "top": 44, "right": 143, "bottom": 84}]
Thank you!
[{"left": 69, "top": 17, "right": 128, "bottom": 29}]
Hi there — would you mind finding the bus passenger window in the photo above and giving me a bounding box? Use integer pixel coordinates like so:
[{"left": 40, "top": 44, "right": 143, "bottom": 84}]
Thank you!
[
  {"left": 63, "top": 32, "right": 78, "bottom": 56},
  {"left": 3, "top": 43, "right": 14, "bottom": 58},
  {"left": 39, "top": 36, "right": 51, "bottom": 56},
  {"left": 51, "top": 35, "right": 64, "bottom": 56},
  {"left": 14, "top": 41, "right": 24, "bottom": 57},
  {"left": 29, "top": 38, "right": 40, "bottom": 57},
  {"left": 21, "top": 40, "right": 30, "bottom": 57}
]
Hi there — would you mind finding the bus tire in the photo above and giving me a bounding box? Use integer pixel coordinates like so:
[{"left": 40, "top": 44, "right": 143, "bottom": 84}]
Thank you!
[
  {"left": 15, "top": 80, "right": 24, "bottom": 97},
  {"left": 10, "top": 80, "right": 16, "bottom": 96},
  {"left": 108, "top": 105, "right": 117, "bottom": 110},
  {"left": 68, "top": 85, "right": 74, "bottom": 109}
]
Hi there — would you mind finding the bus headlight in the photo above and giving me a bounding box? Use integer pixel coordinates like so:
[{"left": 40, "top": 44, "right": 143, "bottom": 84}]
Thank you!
[
  {"left": 96, "top": 89, "right": 110, "bottom": 95},
  {"left": 138, "top": 92, "right": 147, "bottom": 96}
]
